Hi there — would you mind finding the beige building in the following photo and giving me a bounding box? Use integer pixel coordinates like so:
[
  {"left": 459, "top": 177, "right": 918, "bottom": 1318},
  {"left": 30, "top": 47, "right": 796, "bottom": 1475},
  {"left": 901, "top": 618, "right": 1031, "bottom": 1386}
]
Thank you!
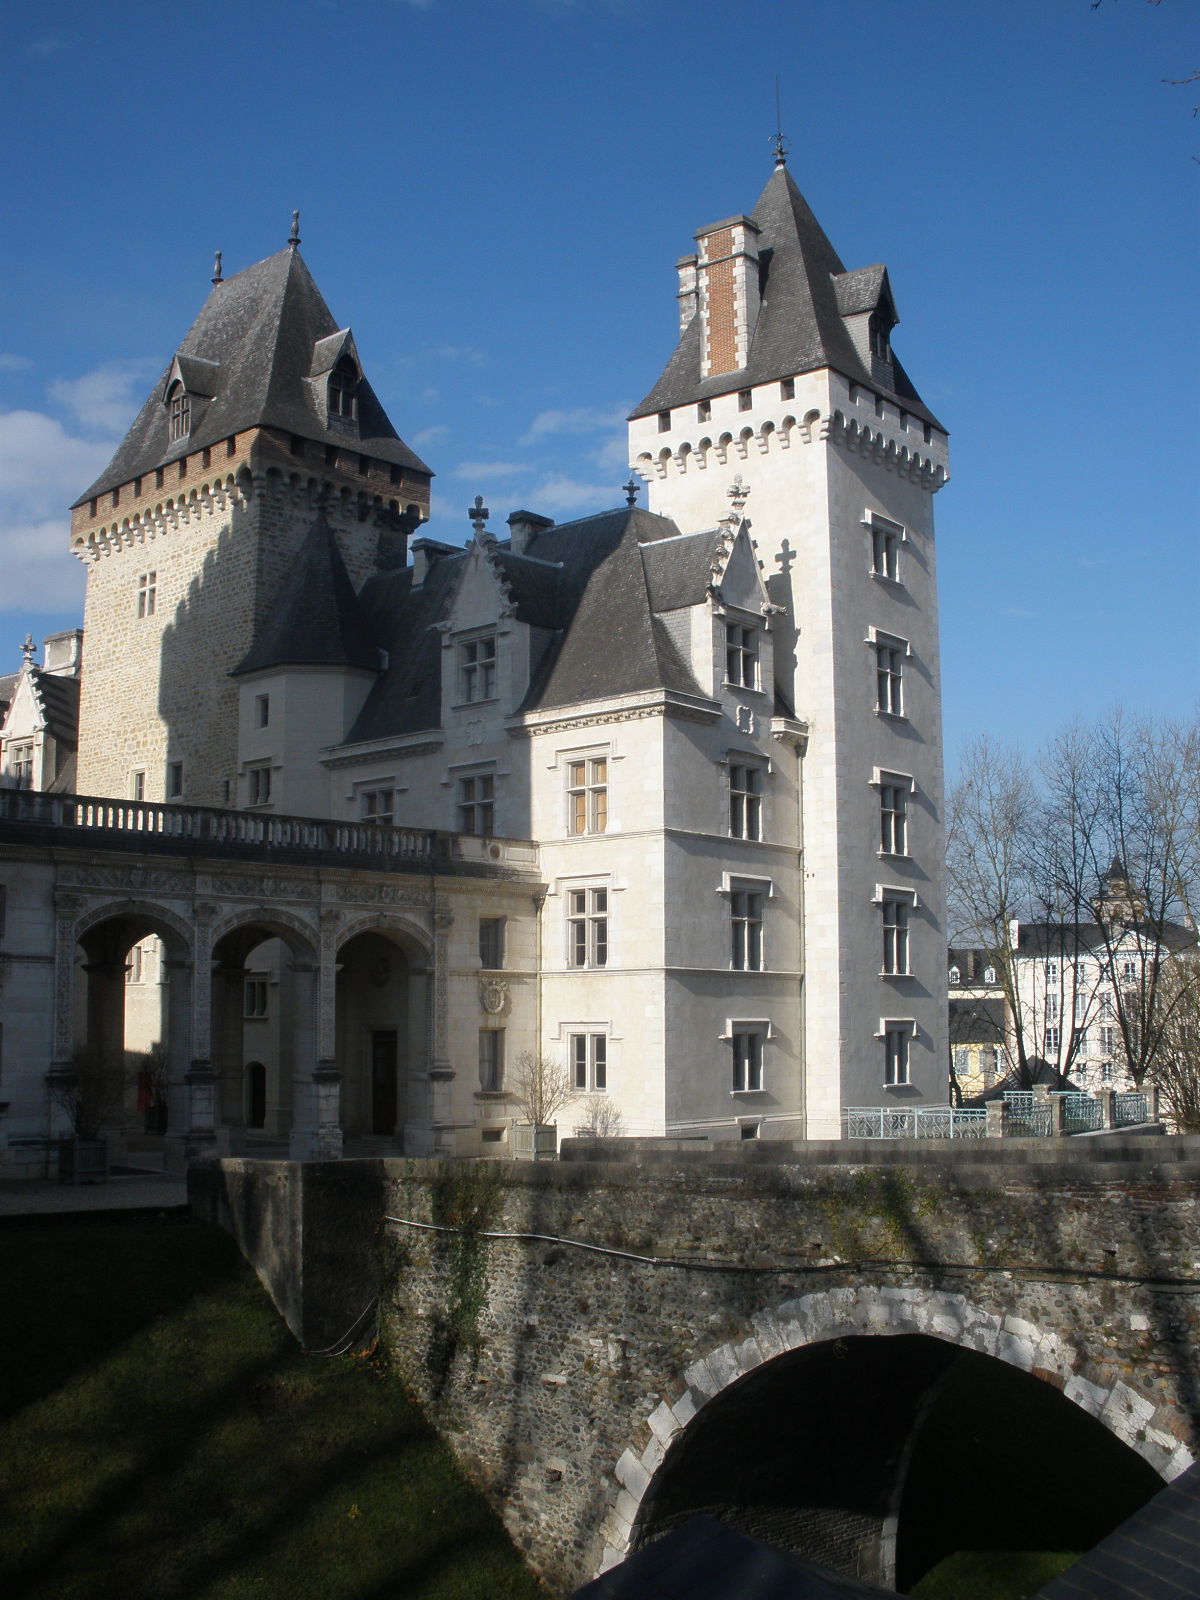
[{"left": 0, "top": 158, "right": 952, "bottom": 1169}]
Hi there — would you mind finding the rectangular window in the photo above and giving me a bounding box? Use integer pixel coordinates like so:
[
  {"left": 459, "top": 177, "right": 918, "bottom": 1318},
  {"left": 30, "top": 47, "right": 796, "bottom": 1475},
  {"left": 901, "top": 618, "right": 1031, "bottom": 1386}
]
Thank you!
[
  {"left": 136, "top": 571, "right": 157, "bottom": 618},
  {"left": 244, "top": 976, "right": 269, "bottom": 1018},
  {"left": 1074, "top": 990, "right": 1088, "bottom": 1023},
  {"left": 729, "top": 764, "right": 763, "bottom": 840},
  {"left": 1100, "top": 1025, "right": 1117, "bottom": 1054},
  {"left": 458, "top": 635, "right": 497, "bottom": 703},
  {"left": 725, "top": 623, "right": 758, "bottom": 689},
  {"left": 881, "top": 898, "right": 910, "bottom": 975},
  {"left": 169, "top": 390, "right": 190, "bottom": 441},
  {"left": 731, "top": 1030, "right": 764, "bottom": 1092},
  {"left": 884, "top": 1024, "right": 911, "bottom": 1086},
  {"left": 567, "top": 887, "right": 608, "bottom": 968},
  {"left": 657, "top": 410, "right": 671, "bottom": 433},
  {"left": 1076, "top": 1028, "right": 1089, "bottom": 1051},
  {"left": 255, "top": 694, "right": 270, "bottom": 729},
  {"left": 879, "top": 780, "right": 908, "bottom": 855},
  {"left": 1101, "top": 1061, "right": 1115, "bottom": 1084},
  {"left": 780, "top": 377, "right": 795, "bottom": 401},
  {"left": 870, "top": 522, "right": 900, "bottom": 582},
  {"left": 479, "top": 1029, "right": 505, "bottom": 1093},
  {"left": 875, "top": 642, "right": 904, "bottom": 716},
  {"left": 1045, "top": 1026, "right": 1060, "bottom": 1053},
  {"left": 571, "top": 1033, "right": 607, "bottom": 1091},
  {"left": 697, "top": 399, "right": 711, "bottom": 423},
  {"left": 730, "top": 887, "right": 764, "bottom": 971},
  {"left": 167, "top": 761, "right": 183, "bottom": 799},
  {"left": 126, "top": 945, "right": 144, "bottom": 985},
  {"left": 131, "top": 770, "right": 146, "bottom": 802},
  {"left": 247, "top": 765, "right": 272, "bottom": 807},
  {"left": 1120, "top": 959, "right": 1137, "bottom": 985},
  {"left": 1045, "top": 993, "right": 1059, "bottom": 1023},
  {"left": 1045, "top": 961, "right": 1059, "bottom": 985},
  {"left": 457, "top": 772, "right": 494, "bottom": 834},
  {"left": 1099, "top": 991, "right": 1114, "bottom": 1019},
  {"left": 567, "top": 757, "right": 608, "bottom": 835},
  {"left": 8, "top": 741, "right": 33, "bottom": 785},
  {"left": 479, "top": 916, "right": 505, "bottom": 969},
  {"left": 361, "top": 787, "right": 395, "bottom": 825},
  {"left": 953, "top": 1046, "right": 970, "bottom": 1075},
  {"left": 738, "top": 389, "right": 753, "bottom": 412}
]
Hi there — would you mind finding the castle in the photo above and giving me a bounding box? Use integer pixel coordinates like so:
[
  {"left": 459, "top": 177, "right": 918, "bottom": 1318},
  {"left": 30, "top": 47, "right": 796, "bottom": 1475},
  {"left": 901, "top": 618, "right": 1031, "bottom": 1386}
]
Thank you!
[{"left": 0, "top": 158, "right": 949, "bottom": 1168}]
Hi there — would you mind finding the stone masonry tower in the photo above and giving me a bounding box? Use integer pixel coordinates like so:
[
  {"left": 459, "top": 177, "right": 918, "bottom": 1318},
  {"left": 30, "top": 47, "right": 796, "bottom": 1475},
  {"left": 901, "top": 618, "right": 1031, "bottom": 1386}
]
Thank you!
[
  {"left": 70, "top": 230, "right": 431, "bottom": 807},
  {"left": 629, "top": 159, "right": 950, "bottom": 1134}
]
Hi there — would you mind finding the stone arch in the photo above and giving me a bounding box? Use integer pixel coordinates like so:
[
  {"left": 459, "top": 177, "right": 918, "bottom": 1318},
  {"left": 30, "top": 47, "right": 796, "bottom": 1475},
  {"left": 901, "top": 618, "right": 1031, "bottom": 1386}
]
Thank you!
[
  {"left": 73, "top": 897, "right": 195, "bottom": 958},
  {"left": 334, "top": 911, "right": 432, "bottom": 960},
  {"left": 335, "top": 913, "right": 433, "bottom": 1144},
  {"left": 600, "top": 1283, "right": 1192, "bottom": 1575},
  {"left": 208, "top": 905, "right": 318, "bottom": 962}
]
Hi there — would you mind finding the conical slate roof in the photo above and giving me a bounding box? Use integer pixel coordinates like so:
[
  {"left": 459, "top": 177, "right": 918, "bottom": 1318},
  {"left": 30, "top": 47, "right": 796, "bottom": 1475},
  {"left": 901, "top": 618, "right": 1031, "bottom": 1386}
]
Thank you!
[
  {"left": 232, "top": 509, "right": 380, "bottom": 676},
  {"left": 75, "top": 246, "right": 431, "bottom": 505},
  {"left": 631, "top": 164, "right": 939, "bottom": 426}
]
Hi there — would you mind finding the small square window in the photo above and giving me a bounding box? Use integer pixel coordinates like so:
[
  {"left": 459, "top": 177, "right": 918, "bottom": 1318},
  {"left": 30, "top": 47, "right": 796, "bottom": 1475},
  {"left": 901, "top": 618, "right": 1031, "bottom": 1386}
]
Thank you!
[
  {"left": 780, "top": 377, "right": 795, "bottom": 400},
  {"left": 361, "top": 787, "right": 395, "bottom": 825},
  {"left": 697, "top": 399, "right": 711, "bottom": 423},
  {"left": 738, "top": 389, "right": 753, "bottom": 412},
  {"left": 657, "top": 410, "right": 671, "bottom": 433}
]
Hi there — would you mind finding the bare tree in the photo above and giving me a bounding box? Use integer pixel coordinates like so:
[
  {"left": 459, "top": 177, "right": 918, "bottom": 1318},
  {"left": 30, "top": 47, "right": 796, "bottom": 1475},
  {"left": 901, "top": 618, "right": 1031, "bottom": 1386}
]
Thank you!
[
  {"left": 509, "top": 1050, "right": 574, "bottom": 1127},
  {"left": 574, "top": 1093, "right": 624, "bottom": 1139},
  {"left": 1152, "top": 956, "right": 1200, "bottom": 1131}
]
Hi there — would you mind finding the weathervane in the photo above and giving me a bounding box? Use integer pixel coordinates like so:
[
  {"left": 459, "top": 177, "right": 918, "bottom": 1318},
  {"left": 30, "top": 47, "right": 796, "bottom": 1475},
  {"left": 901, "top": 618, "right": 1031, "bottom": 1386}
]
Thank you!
[
  {"left": 772, "top": 76, "right": 789, "bottom": 168},
  {"left": 212, "top": 250, "right": 223, "bottom": 286},
  {"left": 623, "top": 474, "right": 641, "bottom": 507},
  {"left": 288, "top": 210, "right": 301, "bottom": 249}
]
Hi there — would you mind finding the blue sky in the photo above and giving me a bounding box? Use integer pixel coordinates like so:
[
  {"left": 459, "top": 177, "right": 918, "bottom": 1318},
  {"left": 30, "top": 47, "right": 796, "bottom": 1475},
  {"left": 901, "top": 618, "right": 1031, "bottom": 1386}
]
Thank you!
[{"left": 1, "top": 0, "right": 1196, "bottom": 769}]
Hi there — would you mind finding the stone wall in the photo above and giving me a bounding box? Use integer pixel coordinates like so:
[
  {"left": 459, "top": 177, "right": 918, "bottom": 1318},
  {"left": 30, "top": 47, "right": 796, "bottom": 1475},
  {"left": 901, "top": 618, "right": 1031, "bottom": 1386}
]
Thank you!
[{"left": 191, "top": 1146, "right": 1200, "bottom": 1593}]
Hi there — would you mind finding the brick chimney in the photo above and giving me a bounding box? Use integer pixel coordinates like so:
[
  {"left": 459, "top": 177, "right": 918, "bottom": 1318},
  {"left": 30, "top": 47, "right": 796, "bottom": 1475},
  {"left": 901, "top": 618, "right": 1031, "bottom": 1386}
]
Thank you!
[{"left": 694, "top": 214, "right": 761, "bottom": 379}]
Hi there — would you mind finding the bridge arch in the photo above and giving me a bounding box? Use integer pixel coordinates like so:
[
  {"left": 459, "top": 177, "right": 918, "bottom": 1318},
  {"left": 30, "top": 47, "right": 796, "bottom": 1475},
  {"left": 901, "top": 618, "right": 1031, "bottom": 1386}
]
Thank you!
[{"left": 603, "top": 1284, "right": 1190, "bottom": 1586}]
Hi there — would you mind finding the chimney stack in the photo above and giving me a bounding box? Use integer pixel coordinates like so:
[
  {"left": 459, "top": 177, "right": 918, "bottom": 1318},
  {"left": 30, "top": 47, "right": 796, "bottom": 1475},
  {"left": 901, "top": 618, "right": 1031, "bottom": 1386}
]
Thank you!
[{"left": 693, "top": 214, "right": 761, "bottom": 379}]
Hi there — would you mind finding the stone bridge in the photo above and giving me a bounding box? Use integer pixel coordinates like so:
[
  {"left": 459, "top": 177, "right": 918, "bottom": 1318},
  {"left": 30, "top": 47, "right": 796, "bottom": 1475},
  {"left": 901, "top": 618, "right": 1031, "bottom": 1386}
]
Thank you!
[{"left": 192, "top": 1139, "right": 1200, "bottom": 1595}]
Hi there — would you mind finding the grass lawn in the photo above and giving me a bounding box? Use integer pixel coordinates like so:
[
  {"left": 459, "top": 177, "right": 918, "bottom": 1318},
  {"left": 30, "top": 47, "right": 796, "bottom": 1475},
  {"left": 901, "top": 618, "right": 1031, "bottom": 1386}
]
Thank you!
[
  {"left": 0, "top": 1209, "right": 546, "bottom": 1600},
  {"left": 909, "top": 1549, "right": 1081, "bottom": 1599}
]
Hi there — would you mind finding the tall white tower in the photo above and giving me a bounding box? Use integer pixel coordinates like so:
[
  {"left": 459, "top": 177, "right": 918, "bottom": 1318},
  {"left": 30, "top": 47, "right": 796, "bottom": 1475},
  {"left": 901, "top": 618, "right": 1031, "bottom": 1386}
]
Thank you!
[{"left": 629, "top": 159, "right": 950, "bottom": 1134}]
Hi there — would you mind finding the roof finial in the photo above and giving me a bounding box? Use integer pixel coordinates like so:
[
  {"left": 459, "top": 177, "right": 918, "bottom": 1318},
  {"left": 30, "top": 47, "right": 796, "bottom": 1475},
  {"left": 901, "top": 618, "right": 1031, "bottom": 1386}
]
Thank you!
[
  {"left": 468, "top": 495, "right": 490, "bottom": 538},
  {"left": 623, "top": 474, "right": 641, "bottom": 507},
  {"left": 772, "top": 76, "right": 789, "bottom": 168},
  {"left": 20, "top": 631, "right": 35, "bottom": 665},
  {"left": 288, "top": 210, "right": 301, "bottom": 250},
  {"left": 212, "top": 249, "right": 223, "bottom": 286},
  {"left": 727, "top": 474, "right": 751, "bottom": 515}
]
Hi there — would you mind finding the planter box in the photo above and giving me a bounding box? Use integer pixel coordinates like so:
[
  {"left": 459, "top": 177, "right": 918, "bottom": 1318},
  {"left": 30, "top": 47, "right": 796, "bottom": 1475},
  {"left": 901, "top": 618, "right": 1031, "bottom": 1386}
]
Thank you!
[
  {"left": 58, "top": 1138, "right": 110, "bottom": 1185},
  {"left": 512, "top": 1123, "right": 558, "bottom": 1162}
]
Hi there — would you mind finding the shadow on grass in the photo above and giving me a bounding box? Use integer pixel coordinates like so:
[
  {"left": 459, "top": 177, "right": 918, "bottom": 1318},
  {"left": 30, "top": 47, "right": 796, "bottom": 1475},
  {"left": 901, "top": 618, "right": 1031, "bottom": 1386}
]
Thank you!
[{"left": 0, "top": 1214, "right": 545, "bottom": 1600}]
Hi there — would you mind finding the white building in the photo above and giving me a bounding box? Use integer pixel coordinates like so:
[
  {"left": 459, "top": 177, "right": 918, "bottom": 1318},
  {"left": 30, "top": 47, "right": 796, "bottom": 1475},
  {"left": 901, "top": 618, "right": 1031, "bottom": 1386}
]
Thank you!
[{"left": 1, "top": 158, "right": 952, "bottom": 1163}]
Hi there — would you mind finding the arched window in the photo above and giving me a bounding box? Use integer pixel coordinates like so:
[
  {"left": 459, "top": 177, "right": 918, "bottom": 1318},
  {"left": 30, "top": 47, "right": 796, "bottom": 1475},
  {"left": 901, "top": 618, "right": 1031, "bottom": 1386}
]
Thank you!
[
  {"left": 328, "top": 357, "right": 358, "bottom": 421},
  {"left": 167, "top": 381, "right": 190, "bottom": 442}
]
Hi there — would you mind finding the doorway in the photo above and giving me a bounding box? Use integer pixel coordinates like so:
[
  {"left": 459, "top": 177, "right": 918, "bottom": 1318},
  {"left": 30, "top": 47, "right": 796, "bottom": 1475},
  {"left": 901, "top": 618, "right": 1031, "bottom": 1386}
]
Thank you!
[{"left": 370, "top": 1030, "right": 398, "bottom": 1134}]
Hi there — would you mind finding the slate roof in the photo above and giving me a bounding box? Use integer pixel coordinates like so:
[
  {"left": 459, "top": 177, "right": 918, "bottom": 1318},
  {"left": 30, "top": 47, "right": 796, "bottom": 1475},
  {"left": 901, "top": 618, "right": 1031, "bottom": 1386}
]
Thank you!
[
  {"left": 232, "top": 510, "right": 381, "bottom": 676},
  {"left": 75, "top": 247, "right": 430, "bottom": 505},
  {"left": 30, "top": 669, "right": 81, "bottom": 745},
  {"left": 1016, "top": 921, "right": 1198, "bottom": 958},
  {"left": 341, "top": 504, "right": 724, "bottom": 748},
  {"left": 0, "top": 670, "right": 16, "bottom": 720},
  {"left": 949, "top": 996, "right": 1006, "bottom": 1046},
  {"left": 631, "top": 164, "right": 939, "bottom": 428},
  {"left": 568, "top": 1515, "right": 897, "bottom": 1600},
  {"left": 1034, "top": 1460, "right": 1200, "bottom": 1600}
]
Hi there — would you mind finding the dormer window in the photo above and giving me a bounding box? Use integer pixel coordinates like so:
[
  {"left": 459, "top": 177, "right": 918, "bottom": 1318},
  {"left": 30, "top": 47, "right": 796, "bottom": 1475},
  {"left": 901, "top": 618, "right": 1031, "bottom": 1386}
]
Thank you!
[
  {"left": 328, "top": 357, "right": 358, "bottom": 421},
  {"left": 869, "top": 314, "right": 892, "bottom": 363},
  {"left": 167, "top": 382, "right": 190, "bottom": 442}
]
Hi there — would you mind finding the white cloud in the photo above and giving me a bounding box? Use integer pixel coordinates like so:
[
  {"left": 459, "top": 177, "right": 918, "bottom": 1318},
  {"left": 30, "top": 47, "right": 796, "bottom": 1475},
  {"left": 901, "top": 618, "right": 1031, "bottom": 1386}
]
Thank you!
[
  {"left": 49, "top": 362, "right": 152, "bottom": 435},
  {"left": 428, "top": 343, "right": 488, "bottom": 367},
  {"left": 527, "top": 474, "right": 617, "bottom": 518},
  {"left": 522, "top": 405, "right": 627, "bottom": 444},
  {"left": 0, "top": 409, "right": 116, "bottom": 614},
  {"left": 410, "top": 424, "right": 449, "bottom": 449},
  {"left": 0, "top": 353, "right": 33, "bottom": 372},
  {"left": 452, "top": 460, "right": 527, "bottom": 479}
]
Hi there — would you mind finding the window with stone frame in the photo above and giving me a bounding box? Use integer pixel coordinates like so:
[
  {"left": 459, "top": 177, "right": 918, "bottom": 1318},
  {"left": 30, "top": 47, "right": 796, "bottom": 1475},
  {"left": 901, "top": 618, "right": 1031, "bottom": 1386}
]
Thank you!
[
  {"left": 456, "top": 772, "right": 494, "bottom": 835},
  {"left": 731, "top": 1028, "right": 765, "bottom": 1092},
  {"left": 327, "top": 356, "right": 358, "bottom": 421},
  {"left": 137, "top": 571, "right": 157, "bottom": 618},
  {"left": 458, "top": 634, "right": 497, "bottom": 703},
  {"left": 869, "top": 516, "right": 903, "bottom": 583},
  {"left": 875, "top": 639, "right": 905, "bottom": 716},
  {"left": 729, "top": 885, "right": 764, "bottom": 971},
  {"left": 567, "top": 756, "right": 608, "bottom": 835},
  {"left": 725, "top": 622, "right": 759, "bottom": 690},
  {"left": 729, "top": 762, "right": 763, "bottom": 840},
  {"left": 570, "top": 1032, "right": 607, "bottom": 1092},
  {"left": 7, "top": 740, "right": 33, "bottom": 786},
  {"left": 244, "top": 974, "right": 269, "bottom": 1019},
  {"left": 361, "top": 786, "right": 395, "bottom": 825},
  {"left": 878, "top": 776, "right": 909, "bottom": 855},
  {"left": 247, "top": 765, "right": 272, "bottom": 807},
  {"left": 567, "top": 886, "right": 608, "bottom": 968},
  {"left": 478, "top": 1028, "right": 505, "bottom": 1093},
  {"left": 883, "top": 1022, "right": 912, "bottom": 1086},
  {"left": 167, "top": 383, "right": 190, "bottom": 442},
  {"left": 881, "top": 896, "right": 911, "bottom": 976},
  {"left": 478, "top": 916, "right": 505, "bottom": 970}
]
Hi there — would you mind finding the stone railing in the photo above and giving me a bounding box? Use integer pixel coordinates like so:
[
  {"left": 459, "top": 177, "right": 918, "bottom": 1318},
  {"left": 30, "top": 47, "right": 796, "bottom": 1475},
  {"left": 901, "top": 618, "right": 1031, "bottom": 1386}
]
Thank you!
[{"left": 0, "top": 787, "right": 528, "bottom": 875}]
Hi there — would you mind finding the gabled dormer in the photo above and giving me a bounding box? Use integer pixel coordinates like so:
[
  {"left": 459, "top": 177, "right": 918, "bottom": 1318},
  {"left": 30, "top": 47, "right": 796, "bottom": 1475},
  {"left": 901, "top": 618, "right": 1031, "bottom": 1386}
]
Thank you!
[
  {"left": 161, "top": 353, "right": 220, "bottom": 450},
  {"left": 833, "top": 264, "right": 899, "bottom": 389},
  {"left": 309, "top": 328, "right": 363, "bottom": 430}
]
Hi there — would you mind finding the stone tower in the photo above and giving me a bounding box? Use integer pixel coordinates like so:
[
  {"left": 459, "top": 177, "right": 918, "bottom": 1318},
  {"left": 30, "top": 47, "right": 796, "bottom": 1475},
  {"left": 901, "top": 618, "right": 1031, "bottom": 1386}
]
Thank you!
[
  {"left": 69, "top": 234, "right": 431, "bottom": 807},
  {"left": 628, "top": 159, "right": 950, "bottom": 1133}
]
